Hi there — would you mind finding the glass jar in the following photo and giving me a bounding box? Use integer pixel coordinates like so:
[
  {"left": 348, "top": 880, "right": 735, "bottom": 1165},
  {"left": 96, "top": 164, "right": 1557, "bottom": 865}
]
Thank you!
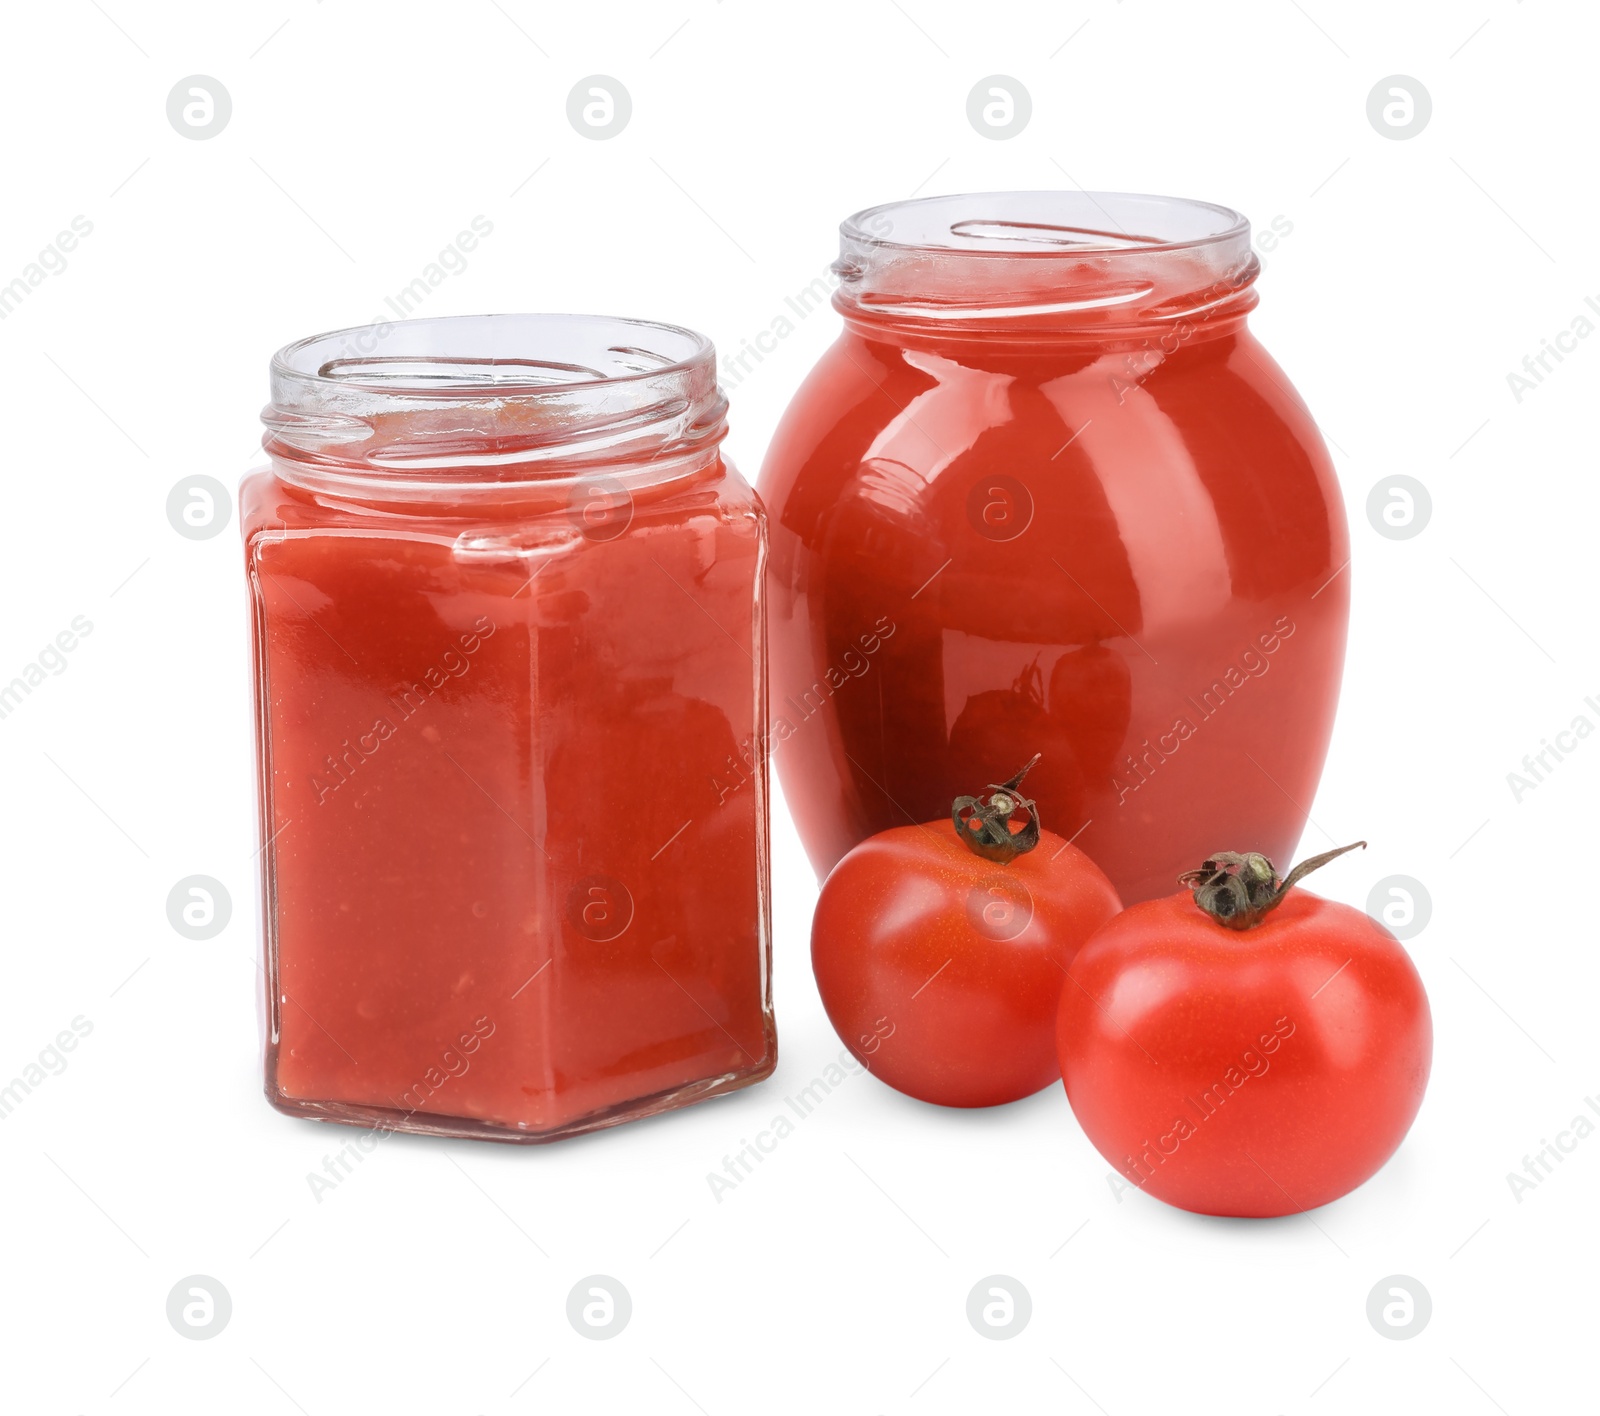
[
  {"left": 759, "top": 193, "right": 1349, "bottom": 903},
  {"left": 243, "top": 314, "right": 775, "bottom": 1143}
]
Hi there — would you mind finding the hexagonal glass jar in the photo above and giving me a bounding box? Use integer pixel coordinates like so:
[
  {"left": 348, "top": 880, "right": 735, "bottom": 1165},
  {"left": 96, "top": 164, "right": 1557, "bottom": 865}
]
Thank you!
[{"left": 242, "top": 314, "right": 775, "bottom": 1143}]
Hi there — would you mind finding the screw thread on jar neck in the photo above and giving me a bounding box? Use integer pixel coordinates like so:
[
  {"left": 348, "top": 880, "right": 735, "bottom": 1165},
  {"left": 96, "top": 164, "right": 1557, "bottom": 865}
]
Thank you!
[
  {"left": 832, "top": 191, "right": 1259, "bottom": 345},
  {"left": 262, "top": 313, "right": 727, "bottom": 510}
]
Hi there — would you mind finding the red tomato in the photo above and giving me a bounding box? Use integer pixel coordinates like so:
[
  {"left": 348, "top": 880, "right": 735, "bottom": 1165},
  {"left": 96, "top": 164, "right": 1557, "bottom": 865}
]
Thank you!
[
  {"left": 812, "top": 759, "right": 1121, "bottom": 1107},
  {"left": 1057, "top": 845, "right": 1431, "bottom": 1216}
]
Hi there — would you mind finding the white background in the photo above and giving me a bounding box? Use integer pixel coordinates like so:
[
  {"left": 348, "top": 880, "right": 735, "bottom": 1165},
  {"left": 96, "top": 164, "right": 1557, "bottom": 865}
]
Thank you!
[{"left": 1, "top": 1, "right": 1596, "bottom": 1411}]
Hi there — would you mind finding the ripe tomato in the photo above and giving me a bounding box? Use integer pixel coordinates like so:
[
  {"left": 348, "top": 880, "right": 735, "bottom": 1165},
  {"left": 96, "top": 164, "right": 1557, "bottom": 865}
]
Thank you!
[
  {"left": 812, "top": 758, "right": 1121, "bottom": 1107},
  {"left": 1057, "top": 844, "right": 1431, "bottom": 1216}
]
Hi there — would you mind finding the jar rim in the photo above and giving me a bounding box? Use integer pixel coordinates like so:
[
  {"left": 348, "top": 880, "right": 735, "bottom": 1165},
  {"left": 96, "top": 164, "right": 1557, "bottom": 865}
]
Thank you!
[
  {"left": 262, "top": 313, "right": 728, "bottom": 503},
  {"left": 834, "top": 191, "right": 1259, "bottom": 338},
  {"left": 840, "top": 191, "right": 1250, "bottom": 258},
  {"left": 271, "top": 311, "right": 717, "bottom": 400}
]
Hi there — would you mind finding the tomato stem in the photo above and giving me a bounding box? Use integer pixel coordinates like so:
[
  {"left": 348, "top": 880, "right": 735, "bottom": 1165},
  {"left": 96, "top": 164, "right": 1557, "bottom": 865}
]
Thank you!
[
  {"left": 1180, "top": 840, "right": 1367, "bottom": 929},
  {"left": 952, "top": 754, "right": 1043, "bottom": 864}
]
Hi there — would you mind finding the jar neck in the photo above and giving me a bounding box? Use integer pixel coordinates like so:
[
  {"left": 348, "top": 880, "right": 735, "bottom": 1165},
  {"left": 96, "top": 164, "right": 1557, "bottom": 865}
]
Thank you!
[
  {"left": 832, "top": 191, "right": 1259, "bottom": 350},
  {"left": 262, "top": 314, "right": 727, "bottom": 511}
]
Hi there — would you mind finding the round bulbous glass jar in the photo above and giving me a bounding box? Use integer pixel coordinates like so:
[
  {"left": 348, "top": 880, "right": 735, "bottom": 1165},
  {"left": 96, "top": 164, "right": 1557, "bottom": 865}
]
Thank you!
[
  {"left": 758, "top": 192, "right": 1349, "bottom": 903},
  {"left": 242, "top": 314, "right": 775, "bottom": 1143}
]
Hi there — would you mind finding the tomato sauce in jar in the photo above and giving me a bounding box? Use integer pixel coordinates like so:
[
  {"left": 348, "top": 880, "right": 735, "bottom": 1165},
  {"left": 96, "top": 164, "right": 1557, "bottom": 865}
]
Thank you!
[
  {"left": 759, "top": 193, "right": 1349, "bottom": 902},
  {"left": 243, "top": 314, "right": 775, "bottom": 1142}
]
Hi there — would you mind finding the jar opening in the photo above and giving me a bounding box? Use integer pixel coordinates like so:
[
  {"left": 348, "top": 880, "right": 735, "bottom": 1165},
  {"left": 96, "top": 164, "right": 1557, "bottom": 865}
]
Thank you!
[
  {"left": 263, "top": 313, "right": 727, "bottom": 504},
  {"left": 835, "top": 191, "right": 1258, "bottom": 338}
]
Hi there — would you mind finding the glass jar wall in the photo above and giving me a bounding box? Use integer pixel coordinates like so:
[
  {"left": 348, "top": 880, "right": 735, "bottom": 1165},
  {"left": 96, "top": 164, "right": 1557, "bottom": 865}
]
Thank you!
[
  {"left": 243, "top": 314, "right": 775, "bottom": 1143},
  {"left": 758, "top": 192, "right": 1349, "bottom": 903}
]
